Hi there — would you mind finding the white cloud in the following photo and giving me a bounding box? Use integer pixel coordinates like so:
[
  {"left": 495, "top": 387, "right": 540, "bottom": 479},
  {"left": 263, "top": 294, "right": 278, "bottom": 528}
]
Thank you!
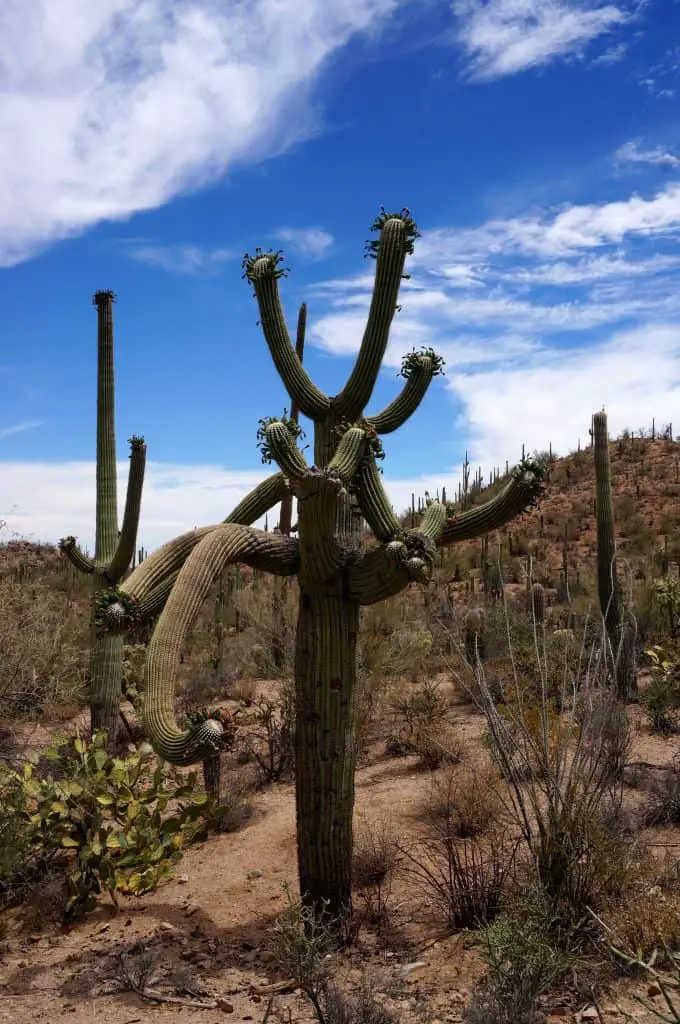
[
  {"left": 275, "top": 227, "right": 334, "bottom": 261},
  {"left": 447, "top": 323, "right": 680, "bottom": 471},
  {"left": 1, "top": 461, "right": 277, "bottom": 551},
  {"left": 0, "top": 420, "right": 46, "bottom": 440},
  {"left": 452, "top": 0, "right": 631, "bottom": 81},
  {"left": 413, "top": 183, "right": 680, "bottom": 259},
  {"left": 505, "top": 252, "right": 680, "bottom": 285},
  {"left": 125, "top": 242, "right": 235, "bottom": 274},
  {"left": 590, "top": 40, "right": 628, "bottom": 64},
  {"left": 615, "top": 139, "right": 680, "bottom": 171},
  {"left": 0, "top": 0, "right": 402, "bottom": 267},
  {"left": 4, "top": 324, "right": 678, "bottom": 552}
]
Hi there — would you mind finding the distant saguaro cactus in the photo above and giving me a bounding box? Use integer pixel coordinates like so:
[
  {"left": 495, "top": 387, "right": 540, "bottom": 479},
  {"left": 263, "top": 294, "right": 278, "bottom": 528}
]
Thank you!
[
  {"left": 592, "top": 410, "right": 636, "bottom": 700},
  {"left": 98, "top": 209, "right": 544, "bottom": 924},
  {"left": 464, "top": 607, "right": 486, "bottom": 663},
  {"left": 59, "top": 291, "right": 146, "bottom": 750},
  {"left": 530, "top": 582, "right": 545, "bottom": 623}
]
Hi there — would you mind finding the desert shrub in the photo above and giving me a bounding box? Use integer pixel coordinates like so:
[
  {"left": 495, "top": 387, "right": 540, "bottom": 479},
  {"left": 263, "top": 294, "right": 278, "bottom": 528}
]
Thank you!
[
  {"left": 237, "top": 682, "right": 296, "bottom": 783},
  {"left": 0, "top": 730, "right": 209, "bottom": 921},
  {"left": 0, "top": 579, "right": 89, "bottom": 719},
  {"left": 423, "top": 764, "right": 502, "bottom": 839},
  {"left": 410, "top": 723, "right": 464, "bottom": 770},
  {"left": 469, "top": 603, "right": 636, "bottom": 936},
  {"left": 398, "top": 828, "right": 516, "bottom": 930},
  {"left": 464, "top": 888, "right": 582, "bottom": 1024},
  {"left": 640, "top": 645, "right": 680, "bottom": 733},
  {"left": 642, "top": 755, "right": 680, "bottom": 826},
  {"left": 321, "top": 978, "right": 401, "bottom": 1024},
  {"left": 352, "top": 816, "right": 399, "bottom": 925}
]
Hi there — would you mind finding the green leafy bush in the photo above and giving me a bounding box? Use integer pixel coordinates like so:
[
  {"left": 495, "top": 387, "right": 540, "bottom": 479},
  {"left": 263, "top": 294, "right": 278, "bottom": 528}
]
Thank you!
[
  {"left": 0, "top": 730, "right": 210, "bottom": 921},
  {"left": 640, "top": 645, "right": 680, "bottom": 733}
]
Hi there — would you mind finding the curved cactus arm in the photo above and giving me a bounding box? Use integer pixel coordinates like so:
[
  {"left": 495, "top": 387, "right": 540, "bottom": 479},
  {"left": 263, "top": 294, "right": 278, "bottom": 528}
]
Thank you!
[
  {"left": 420, "top": 500, "right": 448, "bottom": 543},
  {"left": 327, "top": 427, "right": 368, "bottom": 483},
  {"left": 59, "top": 536, "right": 95, "bottom": 574},
  {"left": 144, "top": 524, "right": 297, "bottom": 765},
  {"left": 439, "top": 458, "right": 545, "bottom": 547},
  {"left": 98, "top": 526, "right": 216, "bottom": 631},
  {"left": 107, "top": 436, "right": 147, "bottom": 583},
  {"left": 352, "top": 456, "right": 400, "bottom": 542},
  {"left": 365, "top": 349, "right": 443, "bottom": 435},
  {"left": 243, "top": 251, "right": 330, "bottom": 421},
  {"left": 346, "top": 533, "right": 435, "bottom": 605},
  {"left": 223, "top": 471, "right": 289, "bottom": 526},
  {"left": 265, "top": 421, "right": 309, "bottom": 478},
  {"left": 334, "top": 211, "right": 420, "bottom": 422}
]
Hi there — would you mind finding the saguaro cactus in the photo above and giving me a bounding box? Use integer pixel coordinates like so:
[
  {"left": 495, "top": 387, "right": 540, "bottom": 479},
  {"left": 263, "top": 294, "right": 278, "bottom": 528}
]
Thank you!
[
  {"left": 60, "top": 291, "right": 146, "bottom": 750},
  {"left": 99, "top": 209, "right": 544, "bottom": 922},
  {"left": 592, "top": 410, "right": 636, "bottom": 700},
  {"left": 530, "top": 582, "right": 545, "bottom": 624}
]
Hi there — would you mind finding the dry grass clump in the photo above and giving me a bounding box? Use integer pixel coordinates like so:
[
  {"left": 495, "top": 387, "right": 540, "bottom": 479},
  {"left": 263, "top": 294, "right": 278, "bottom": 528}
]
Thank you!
[
  {"left": 0, "top": 579, "right": 89, "bottom": 720},
  {"left": 421, "top": 763, "right": 503, "bottom": 839}
]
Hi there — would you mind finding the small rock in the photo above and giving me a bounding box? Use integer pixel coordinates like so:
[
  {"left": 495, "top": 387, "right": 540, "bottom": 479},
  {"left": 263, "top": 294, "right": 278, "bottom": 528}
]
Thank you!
[
  {"left": 216, "top": 997, "right": 234, "bottom": 1013},
  {"left": 579, "top": 1008, "right": 599, "bottom": 1021},
  {"left": 648, "top": 982, "right": 662, "bottom": 997},
  {"left": 178, "top": 874, "right": 190, "bottom": 884},
  {"left": 400, "top": 960, "right": 427, "bottom": 977},
  {"left": 159, "top": 921, "right": 175, "bottom": 932},
  {"left": 246, "top": 869, "right": 263, "bottom": 880}
]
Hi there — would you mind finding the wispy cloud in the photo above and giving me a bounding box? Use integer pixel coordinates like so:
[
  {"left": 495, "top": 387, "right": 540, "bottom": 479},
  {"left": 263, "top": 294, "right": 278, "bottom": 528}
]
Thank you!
[
  {"left": 304, "top": 171, "right": 680, "bottom": 471},
  {"left": 452, "top": 0, "right": 633, "bottom": 81},
  {"left": 0, "top": 420, "right": 45, "bottom": 440},
  {"left": 0, "top": 0, "right": 403, "bottom": 268},
  {"left": 590, "top": 40, "right": 628, "bottom": 65},
  {"left": 412, "top": 182, "right": 680, "bottom": 259},
  {"left": 126, "top": 243, "right": 235, "bottom": 274},
  {"left": 275, "top": 227, "right": 334, "bottom": 261},
  {"left": 615, "top": 139, "right": 680, "bottom": 171}
]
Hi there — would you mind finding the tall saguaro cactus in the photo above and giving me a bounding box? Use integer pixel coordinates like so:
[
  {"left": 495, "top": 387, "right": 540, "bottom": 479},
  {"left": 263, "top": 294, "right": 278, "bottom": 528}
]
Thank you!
[
  {"left": 99, "top": 210, "right": 544, "bottom": 922},
  {"left": 60, "top": 291, "right": 147, "bottom": 749},
  {"left": 592, "top": 410, "right": 636, "bottom": 700}
]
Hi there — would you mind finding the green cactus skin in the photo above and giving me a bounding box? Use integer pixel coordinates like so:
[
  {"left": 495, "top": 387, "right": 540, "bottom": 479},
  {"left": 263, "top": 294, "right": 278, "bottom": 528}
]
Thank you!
[
  {"left": 103, "top": 210, "right": 545, "bottom": 923},
  {"left": 59, "top": 292, "right": 146, "bottom": 750},
  {"left": 530, "top": 582, "right": 545, "bottom": 623},
  {"left": 592, "top": 410, "right": 636, "bottom": 700}
]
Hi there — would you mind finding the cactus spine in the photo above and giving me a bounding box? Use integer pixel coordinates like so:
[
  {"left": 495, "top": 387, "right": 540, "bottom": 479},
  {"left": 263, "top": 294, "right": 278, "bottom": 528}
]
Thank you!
[
  {"left": 592, "top": 410, "right": 636, "bottom": 700},
  {"left": 60, "top": 292, "right": 146, "bottom": 749},
  {"left": 99, "top": 210, "right": 545, "bottom": 924}
]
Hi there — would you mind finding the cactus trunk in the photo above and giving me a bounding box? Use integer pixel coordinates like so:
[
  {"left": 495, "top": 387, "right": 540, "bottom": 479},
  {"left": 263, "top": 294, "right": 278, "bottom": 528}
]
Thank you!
[
  {"left": 295, "top": 586, "right": 360, "bottom": 920},
  {"left": 60, "top": 291, "right": 147, "bottom": 751},
  {"left": 592, "top": 410, "right": 636, "bottom": 700},
  {"left": 91, "top": 293, "right": 122, "bottom": 743}
]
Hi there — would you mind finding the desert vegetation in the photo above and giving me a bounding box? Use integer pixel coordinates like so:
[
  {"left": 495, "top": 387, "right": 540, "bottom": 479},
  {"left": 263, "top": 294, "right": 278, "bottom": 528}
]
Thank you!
[{"left": 1, "top": 209, "right": 680, "bottom": 1024}]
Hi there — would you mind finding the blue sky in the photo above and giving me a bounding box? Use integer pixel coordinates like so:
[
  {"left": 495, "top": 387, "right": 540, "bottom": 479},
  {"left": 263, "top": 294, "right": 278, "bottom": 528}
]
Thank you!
[{"left": 1, "top": 0, "right": 679, "bottom": 550}]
